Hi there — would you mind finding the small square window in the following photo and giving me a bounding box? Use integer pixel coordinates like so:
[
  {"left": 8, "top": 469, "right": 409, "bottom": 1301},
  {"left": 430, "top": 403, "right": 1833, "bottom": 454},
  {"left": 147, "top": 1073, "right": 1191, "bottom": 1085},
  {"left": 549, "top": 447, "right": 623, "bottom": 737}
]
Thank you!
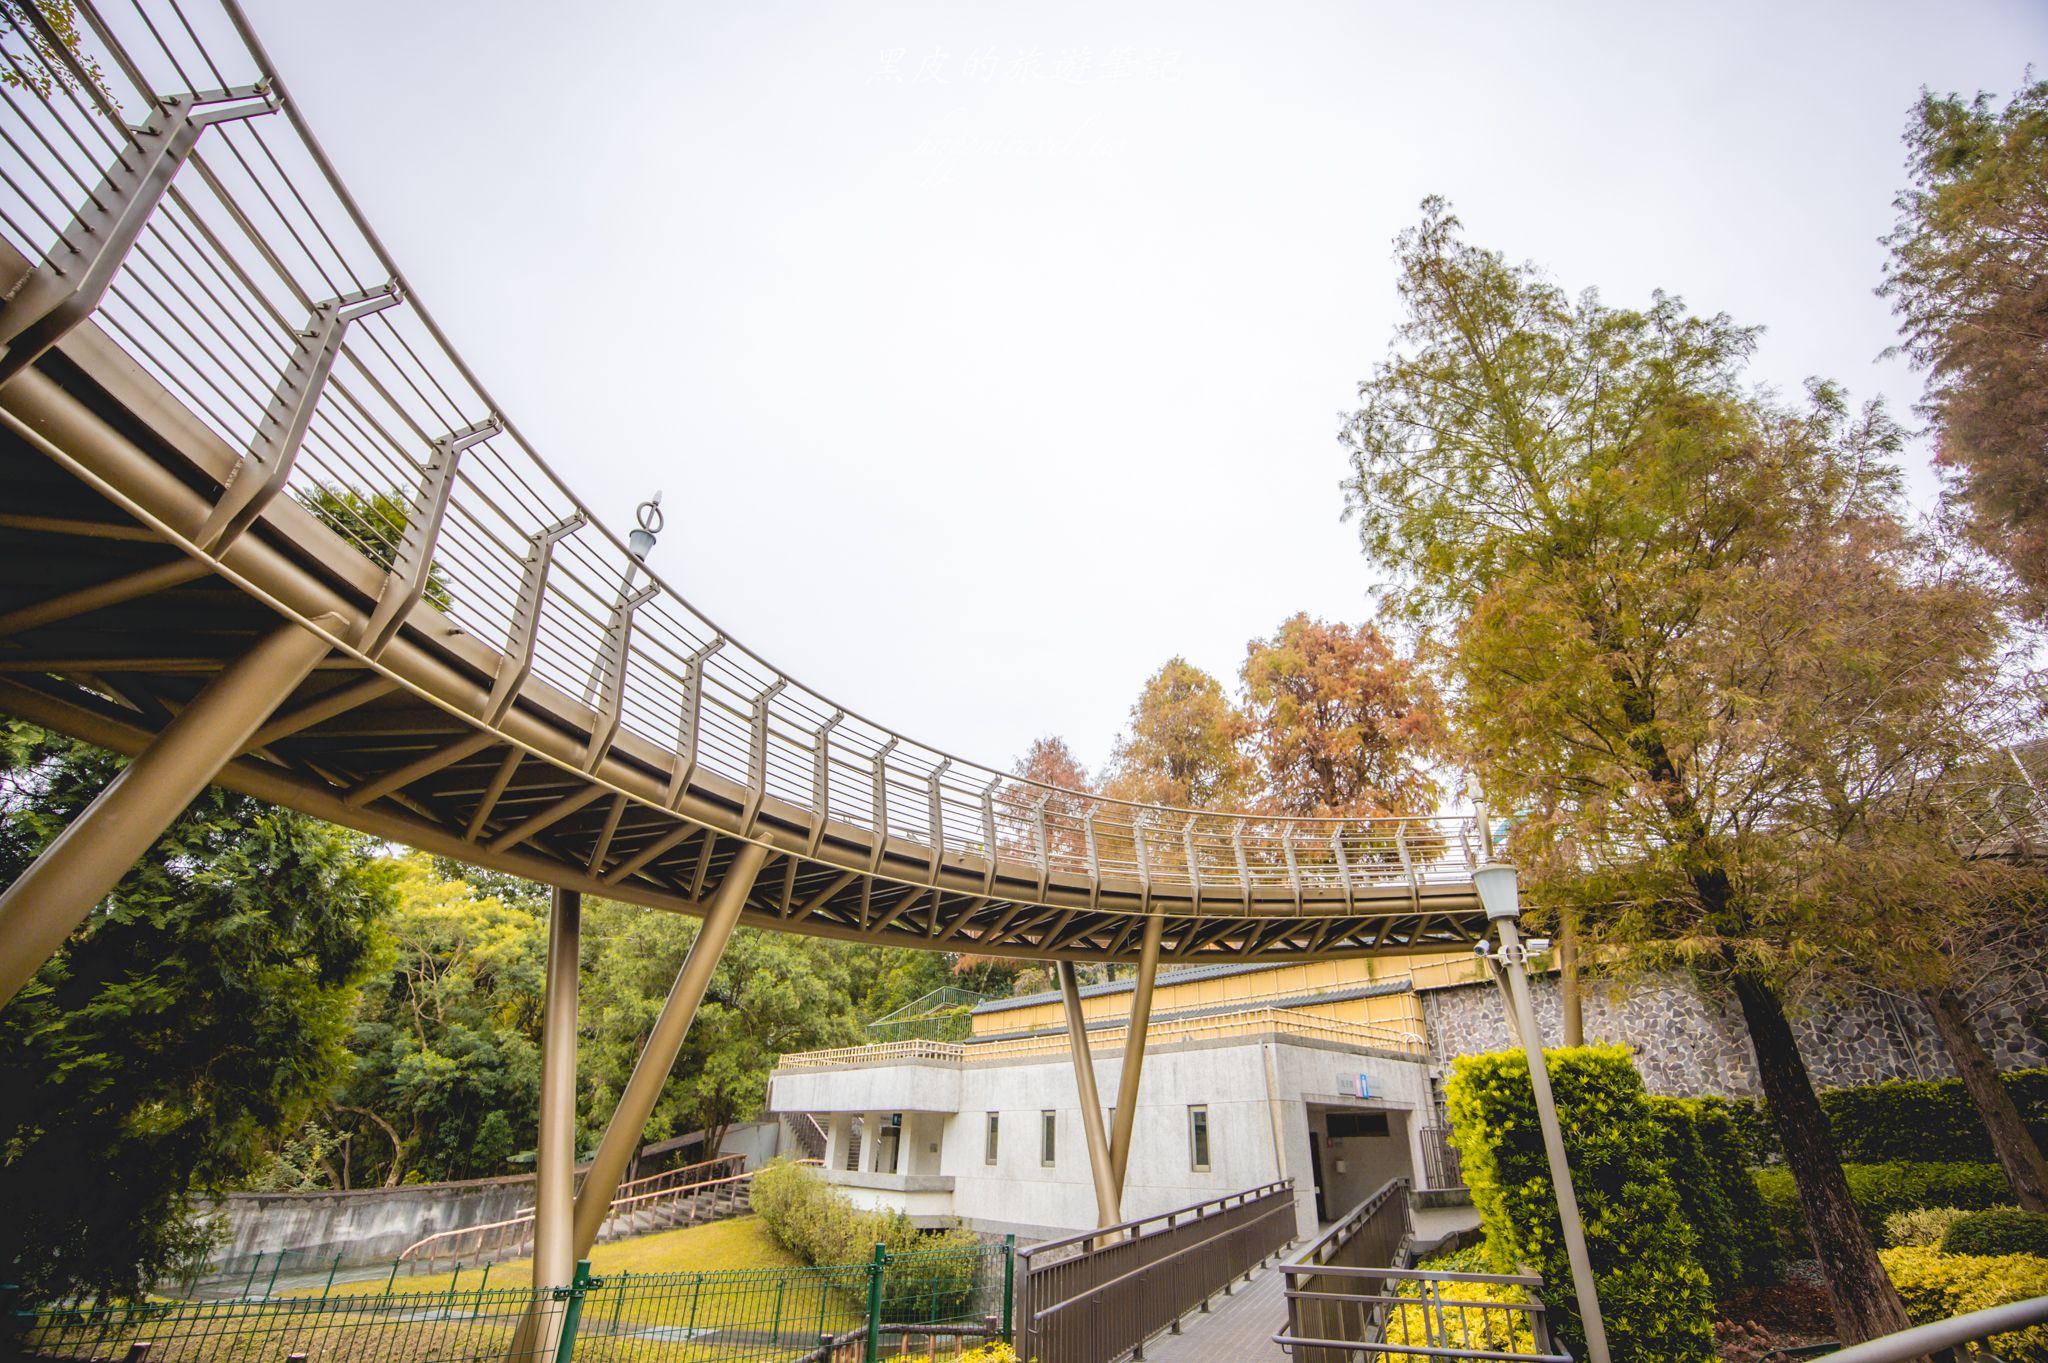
[
  {"left": 1189, "top": 1105, "right": 1211, "bottom": 1172},
  {"left": 1041, "top": 1110, "right": 1057, "bottom": 1167},
  {"left": 985, "top": 1112, "right": 1000, "bottom": 1165}
]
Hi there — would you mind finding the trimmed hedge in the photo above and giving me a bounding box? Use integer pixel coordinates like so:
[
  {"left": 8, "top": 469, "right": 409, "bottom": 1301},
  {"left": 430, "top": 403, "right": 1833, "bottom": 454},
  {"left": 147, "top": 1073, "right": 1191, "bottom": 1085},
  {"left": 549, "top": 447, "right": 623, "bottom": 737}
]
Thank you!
[
  {"left": 1941, "top": 1209, "right": 2048, "bottom": 1258},
  {"left": 749, "top": 1160, "right": 981, "bottom": 1317},
  {"left": 1647, "top": 1095, "right": 1784, "bottom": 1290},
  {"left": 1880, "top": 1246, "right": 2048, "bottom": 1363},
  {"left": 1447, "top": 1045, "right": 1716, "bottom": 1363},
  {"left": 1753, "top": 1161, "right": 2013, "bottom": 1253},
  {"left": 1728, "top": 1069, "right": 2048, "bottom": 1165}
]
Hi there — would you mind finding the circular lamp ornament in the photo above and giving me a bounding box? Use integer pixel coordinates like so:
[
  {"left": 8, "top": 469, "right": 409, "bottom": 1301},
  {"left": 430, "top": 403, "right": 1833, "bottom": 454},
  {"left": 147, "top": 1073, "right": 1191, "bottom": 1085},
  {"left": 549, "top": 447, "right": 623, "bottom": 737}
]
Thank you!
[{"left": 628, "top": 492, "right": 664, "bottom": 561}]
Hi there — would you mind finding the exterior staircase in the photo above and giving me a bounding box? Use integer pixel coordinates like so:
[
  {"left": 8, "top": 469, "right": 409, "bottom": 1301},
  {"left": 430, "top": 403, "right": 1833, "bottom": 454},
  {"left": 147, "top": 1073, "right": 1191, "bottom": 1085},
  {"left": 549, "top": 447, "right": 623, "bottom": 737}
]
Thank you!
[
  {"left": 788, "top": 1112, "right": 829, "bottom": 1161},
  {"left": 399, "top": 1154, "right": 812, "bottom": 1270}
]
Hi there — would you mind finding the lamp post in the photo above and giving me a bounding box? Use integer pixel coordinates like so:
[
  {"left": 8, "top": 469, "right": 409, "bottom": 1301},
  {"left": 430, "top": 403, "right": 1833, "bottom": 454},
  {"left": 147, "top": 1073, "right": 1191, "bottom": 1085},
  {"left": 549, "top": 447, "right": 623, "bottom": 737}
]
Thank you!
[
  {"left": 584, "top": 493, "right": 663, "bottom": 705},
  {"left": 1472, "top": 861, "right": 1612, "bottom": 1363}
]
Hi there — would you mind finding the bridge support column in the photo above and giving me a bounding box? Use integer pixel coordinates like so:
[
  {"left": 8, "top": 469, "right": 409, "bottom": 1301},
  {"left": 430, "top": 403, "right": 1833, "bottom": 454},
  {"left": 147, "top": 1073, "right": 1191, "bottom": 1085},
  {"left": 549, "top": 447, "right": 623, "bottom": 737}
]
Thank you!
[
  {"left": 1058, "top": 961, "right": 1122, "bottom": 1231},
  {"left": 1107, "top": 914, "right": 1164, "bottom": 1205},
  {"left": 0, "top": 615, "right": 337, "bottom": 1006},
  {"left": 569, "top": 840, "right": 769, "bottom": 1258},
  {"left": 510, "top": 888, "right": 581, "bottom": 1362}
]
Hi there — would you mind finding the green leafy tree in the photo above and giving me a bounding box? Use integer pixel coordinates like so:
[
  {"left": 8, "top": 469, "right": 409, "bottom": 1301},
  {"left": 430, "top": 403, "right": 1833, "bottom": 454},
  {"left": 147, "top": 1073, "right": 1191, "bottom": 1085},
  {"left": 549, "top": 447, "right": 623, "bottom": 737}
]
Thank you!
[
  {"left": 330, "top": 853, "right": 545, "bottom": 1185},
  {"left": 582, "top": 911, "right": 862, "bottom": 1155},
  {"left": 0, "top": 723, "right": 392, "bottom": 1303},
  {"left": 1882, "top": 80, "right": 2048, "bottom": 612},
  {"left": 1341, "top": 199, "right": 2015, "bottom": 1343}
]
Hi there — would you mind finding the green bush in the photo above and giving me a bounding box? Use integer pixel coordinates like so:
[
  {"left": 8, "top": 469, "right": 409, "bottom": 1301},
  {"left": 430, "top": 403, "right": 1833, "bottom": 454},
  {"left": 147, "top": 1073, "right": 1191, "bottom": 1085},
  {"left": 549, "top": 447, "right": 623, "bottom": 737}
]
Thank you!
[
  {"left": 1646, "top": 1095, "right": 1784, "bottom": 1290},
  {"left": 749, "top": 1160, "right": 983, "bottom": 1320},
  {"left": 1447, "top": 1045, "right": 1716, "bottom": 1363},
  {"left": 1726, "top": 1068, "right": 2048, "bottom": 1165},
  {"left": 1752, "top": 1161, "right": 2013, "bottom": 1253},
  {"left": 1880, "top": 1246, "right": 2048, "bottom": 1363},
  {"left": 1941, "top": 1209, "right": 2048, "bottom": 1258}
]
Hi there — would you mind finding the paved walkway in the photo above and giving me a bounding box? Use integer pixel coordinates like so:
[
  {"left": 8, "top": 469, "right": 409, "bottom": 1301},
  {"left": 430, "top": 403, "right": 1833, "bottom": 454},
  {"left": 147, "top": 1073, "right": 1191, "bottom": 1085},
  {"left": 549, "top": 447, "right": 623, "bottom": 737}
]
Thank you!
[{"left": 1142, "top": 1260, "right": 1290, "bottom": 1363}]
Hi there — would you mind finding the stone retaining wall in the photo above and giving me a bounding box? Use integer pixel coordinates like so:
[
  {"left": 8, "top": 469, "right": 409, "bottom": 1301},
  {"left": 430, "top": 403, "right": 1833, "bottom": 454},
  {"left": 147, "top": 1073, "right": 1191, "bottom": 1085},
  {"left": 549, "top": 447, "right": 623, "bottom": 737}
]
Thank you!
[{"left": 1420, "top": 965, "right": 2048, "bottom": 1098}]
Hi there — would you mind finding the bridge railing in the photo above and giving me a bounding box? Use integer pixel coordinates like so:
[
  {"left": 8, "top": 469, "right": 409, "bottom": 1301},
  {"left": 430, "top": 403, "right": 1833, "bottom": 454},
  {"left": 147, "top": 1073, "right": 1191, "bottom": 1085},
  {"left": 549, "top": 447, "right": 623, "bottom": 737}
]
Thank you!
[
  {"left": 1014, "top": 1179, "right": 1296, "bottom": 1363},
  {"left": 0, "top": 0, "right": 1488, "bottom": 912}
]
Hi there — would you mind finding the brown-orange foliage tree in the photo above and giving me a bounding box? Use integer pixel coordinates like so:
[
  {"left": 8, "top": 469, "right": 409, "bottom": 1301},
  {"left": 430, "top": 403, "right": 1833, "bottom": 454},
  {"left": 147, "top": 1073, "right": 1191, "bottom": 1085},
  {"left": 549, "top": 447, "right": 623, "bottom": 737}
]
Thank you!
[{"left": 1240, "top": 613, "right": 1442, "bottom": 817}]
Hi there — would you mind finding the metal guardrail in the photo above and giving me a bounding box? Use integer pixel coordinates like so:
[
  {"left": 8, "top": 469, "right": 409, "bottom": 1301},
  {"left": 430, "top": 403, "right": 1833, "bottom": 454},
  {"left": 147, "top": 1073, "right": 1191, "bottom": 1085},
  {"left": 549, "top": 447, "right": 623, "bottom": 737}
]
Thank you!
[
  {"left": 1417, "top": 1127, "right": 1464, "bottom": 1191},
  {"left": 779, "top": 1005, "right": 1427, "bottom": 1069},
  {"left": 0, "top": 0, "right": 1489, "bottom": 923},
  {"left": 398, "top": 1154, "right": 752, "bottom": 1267},
  {"left": 15, "top": 1240, "right": 1013, "bottom": 1363},
  {"left": 1275, "top": 1178, "right": 1566, "bottom": 1363},
  {"left": 1015, "top": 1179, "right": 1297, "bottom": 1363},
  {"left": 1809, "top": 1295, "right": 2048, "bottom": 1363}
]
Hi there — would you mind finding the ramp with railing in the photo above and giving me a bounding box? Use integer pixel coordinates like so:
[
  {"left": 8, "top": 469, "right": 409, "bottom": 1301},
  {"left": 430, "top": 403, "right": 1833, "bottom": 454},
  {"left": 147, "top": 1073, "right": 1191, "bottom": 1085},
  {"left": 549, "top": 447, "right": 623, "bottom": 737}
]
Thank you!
[
  {"left": 1014, "top": 1180, "right": 1297, "bottom": 1363},
  {"left": 1273, "top": 1177, "right": 1568, "bottom": 1363}
]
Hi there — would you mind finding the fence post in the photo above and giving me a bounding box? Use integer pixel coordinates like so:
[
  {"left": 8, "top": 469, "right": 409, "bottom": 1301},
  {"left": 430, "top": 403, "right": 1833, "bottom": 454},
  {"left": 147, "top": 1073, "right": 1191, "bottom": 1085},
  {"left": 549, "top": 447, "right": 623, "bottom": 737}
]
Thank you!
[
  {"left": 553, "top": 1259, "right": 593, "bottom": 1363},
  {"left": 864, "top": 1243, "right": 886, "bottom": 1362},
  {"left": 1001, "top": 1236, "right": 1015, "bottom": 1344}
]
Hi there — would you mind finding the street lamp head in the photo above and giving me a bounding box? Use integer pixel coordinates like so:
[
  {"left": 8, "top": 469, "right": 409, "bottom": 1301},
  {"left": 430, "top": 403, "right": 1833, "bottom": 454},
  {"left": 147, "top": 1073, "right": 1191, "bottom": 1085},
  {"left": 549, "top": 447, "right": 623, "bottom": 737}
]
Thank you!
[
  {"left": 627, "top": 492, "right": 664, "bottom": 561},
  {"left": 1473, "top": 861, "right": 1520, "bottom": 922}
]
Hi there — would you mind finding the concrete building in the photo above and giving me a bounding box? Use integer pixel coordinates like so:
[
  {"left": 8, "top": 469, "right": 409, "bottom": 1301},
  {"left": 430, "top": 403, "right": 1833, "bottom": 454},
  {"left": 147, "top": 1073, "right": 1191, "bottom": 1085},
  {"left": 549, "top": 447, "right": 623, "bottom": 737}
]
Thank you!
[
  {"left": 768, "top": 943, "right": 2048, "bottom": 1244},
  {"left": 769, "top": 956, "right": 1472, "bottom": 1241}
]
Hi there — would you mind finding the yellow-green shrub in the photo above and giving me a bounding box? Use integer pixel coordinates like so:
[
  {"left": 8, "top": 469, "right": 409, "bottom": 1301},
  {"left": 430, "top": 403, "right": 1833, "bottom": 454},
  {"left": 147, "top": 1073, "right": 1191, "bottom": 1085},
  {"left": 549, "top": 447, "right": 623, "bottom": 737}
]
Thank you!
[
  {"left": 1446, "top": 1045, "right": 1715, "bottom": 1363},
  {"left": 748, "top": 1160, "right": 983, "bottom": 1320},
  {"left": 1384, "top": 1248, "right": 1541, "bottom": 1362},
  {"left": 1879, "top": 1245, "right": 2048, "bottom": 1362},
  {"left": 1882, "top": 1205, "right": 1987, "bottom": 1248}
]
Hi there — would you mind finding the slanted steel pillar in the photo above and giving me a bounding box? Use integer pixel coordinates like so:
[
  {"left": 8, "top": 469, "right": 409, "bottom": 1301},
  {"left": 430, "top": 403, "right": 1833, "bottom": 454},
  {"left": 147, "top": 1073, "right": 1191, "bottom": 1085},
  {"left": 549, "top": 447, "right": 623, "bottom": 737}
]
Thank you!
[
  {"left": 1107, "top": 914, "right": 1164, "bottom": 1202},
  {"left": 570, "top": 840, "right": 768, "bottom": 1258},
  {"left": 0, "top": 615, "right": 338, "bottom": 1005},
  {"left": 1488, "top": 898, "right": 1612, "bottom": 1363},
  {"left": 1058, "top": 961, "right": 1121, "bottom": 1230}
]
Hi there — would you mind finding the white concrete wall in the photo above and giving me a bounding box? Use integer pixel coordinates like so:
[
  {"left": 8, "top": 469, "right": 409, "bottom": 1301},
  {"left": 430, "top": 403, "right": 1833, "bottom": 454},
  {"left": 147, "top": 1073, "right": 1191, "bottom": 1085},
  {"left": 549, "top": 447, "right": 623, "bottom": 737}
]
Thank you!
[{"left": 774, "top": 1035, "right": 1434, "bottom": 1243}]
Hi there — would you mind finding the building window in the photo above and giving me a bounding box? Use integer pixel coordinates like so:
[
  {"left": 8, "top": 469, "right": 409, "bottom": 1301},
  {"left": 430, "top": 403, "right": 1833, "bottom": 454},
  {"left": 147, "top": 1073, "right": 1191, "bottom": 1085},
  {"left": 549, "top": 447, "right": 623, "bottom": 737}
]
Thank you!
[
  {"left": 1189, "top": 1105, "right": 1211, "bottom": 1172},
  {"left": 1041, "top": 1110, "right": 1057, "bottom": 1167},
  {"left": 985, "top": 1112, "right": 1000, "bottom": 1165}
]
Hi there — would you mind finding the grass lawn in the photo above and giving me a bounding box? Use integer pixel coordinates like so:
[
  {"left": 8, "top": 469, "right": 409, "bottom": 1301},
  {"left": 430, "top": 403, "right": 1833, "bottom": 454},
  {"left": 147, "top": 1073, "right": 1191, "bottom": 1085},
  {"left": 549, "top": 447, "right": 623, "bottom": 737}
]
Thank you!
[{"left": 302, "top": 1215, "right": 806, "bottom": 1298}]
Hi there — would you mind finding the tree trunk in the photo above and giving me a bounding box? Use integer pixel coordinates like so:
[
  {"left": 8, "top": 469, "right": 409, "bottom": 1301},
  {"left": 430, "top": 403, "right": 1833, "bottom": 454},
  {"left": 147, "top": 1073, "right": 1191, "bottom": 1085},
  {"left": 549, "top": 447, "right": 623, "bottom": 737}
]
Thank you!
[
  {"left": 1733, "top": 973, "right": 1912, "bottom": 1344},
  {"left": 1558, "top": 911, "right": 1584, "bottom": 1047},
  {"left": 1920, "top": 985, "right": 2048, "bottom": 1213}
]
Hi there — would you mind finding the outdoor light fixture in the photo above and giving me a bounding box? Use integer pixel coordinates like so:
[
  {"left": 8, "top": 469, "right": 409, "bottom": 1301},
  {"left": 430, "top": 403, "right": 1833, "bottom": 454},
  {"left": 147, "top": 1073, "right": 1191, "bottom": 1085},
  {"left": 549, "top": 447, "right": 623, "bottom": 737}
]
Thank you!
[
  {"left": 628, "top": 492, "right": 664, "bottom": 561},
  {"left": 1473, "top": 861, "right": 1520, "bottom": 921}
]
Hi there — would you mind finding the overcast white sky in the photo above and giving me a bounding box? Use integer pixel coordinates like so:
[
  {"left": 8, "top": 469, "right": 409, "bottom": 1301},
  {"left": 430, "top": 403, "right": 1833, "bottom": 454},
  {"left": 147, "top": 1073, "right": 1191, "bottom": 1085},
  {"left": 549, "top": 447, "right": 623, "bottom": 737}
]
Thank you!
[{"left": 248, "top": 0, "right": 2045, "bottom": 777}]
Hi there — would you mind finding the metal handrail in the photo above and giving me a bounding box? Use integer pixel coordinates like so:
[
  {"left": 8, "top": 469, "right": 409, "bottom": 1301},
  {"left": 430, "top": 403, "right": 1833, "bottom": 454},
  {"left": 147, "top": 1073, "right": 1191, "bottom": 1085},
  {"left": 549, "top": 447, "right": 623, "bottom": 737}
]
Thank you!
[
  {"left": 398, "top": 1157, "right": 796, "bottom": 1264},
  {"left": 1020, "top": 1178, "right": 1297, "bottom": 1264},
  {"left": 778, "top": 1006, "right": 1427, "bottom": 1069},
  {"left": 1809, "top": 1296, "right": 2048, "bottom": 1363},
  {"left": 1016, "top": 1179, "right": 1297, "bottom": 1363},
  {"left": 0, "top": 0, "right": 1493, "bottom": 920}
]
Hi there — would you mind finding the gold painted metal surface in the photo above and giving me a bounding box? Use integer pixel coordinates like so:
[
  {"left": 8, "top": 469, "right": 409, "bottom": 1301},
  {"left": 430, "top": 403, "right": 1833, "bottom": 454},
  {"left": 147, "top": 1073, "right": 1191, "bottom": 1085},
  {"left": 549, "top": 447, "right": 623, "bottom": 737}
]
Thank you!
[{"left": 0, "top": 0, "right": 1490, "bottom": 966}]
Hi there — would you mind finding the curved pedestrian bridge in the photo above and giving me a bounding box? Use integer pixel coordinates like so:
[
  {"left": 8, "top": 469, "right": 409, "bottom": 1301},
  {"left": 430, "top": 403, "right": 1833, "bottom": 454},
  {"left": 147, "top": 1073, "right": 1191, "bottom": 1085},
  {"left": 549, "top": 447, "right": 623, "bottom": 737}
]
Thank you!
[{"left": 0, "top": 0, "right": 1488, "bottom": 965}]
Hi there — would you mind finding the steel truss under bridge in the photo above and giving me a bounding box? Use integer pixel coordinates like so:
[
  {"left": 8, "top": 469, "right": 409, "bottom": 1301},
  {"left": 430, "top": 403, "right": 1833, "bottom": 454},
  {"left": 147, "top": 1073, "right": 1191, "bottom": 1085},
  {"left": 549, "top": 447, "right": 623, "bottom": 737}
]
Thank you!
[{"left": 0, "top": 1, "right": 1490, "bottom": 970}]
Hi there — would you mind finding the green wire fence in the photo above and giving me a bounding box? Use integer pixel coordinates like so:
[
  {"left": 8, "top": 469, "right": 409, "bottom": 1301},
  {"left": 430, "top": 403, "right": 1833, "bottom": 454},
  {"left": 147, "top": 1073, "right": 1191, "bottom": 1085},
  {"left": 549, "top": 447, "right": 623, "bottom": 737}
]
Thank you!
[{"left": 5, "top": 1239, "right": 1013, "bottom": 1363}]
